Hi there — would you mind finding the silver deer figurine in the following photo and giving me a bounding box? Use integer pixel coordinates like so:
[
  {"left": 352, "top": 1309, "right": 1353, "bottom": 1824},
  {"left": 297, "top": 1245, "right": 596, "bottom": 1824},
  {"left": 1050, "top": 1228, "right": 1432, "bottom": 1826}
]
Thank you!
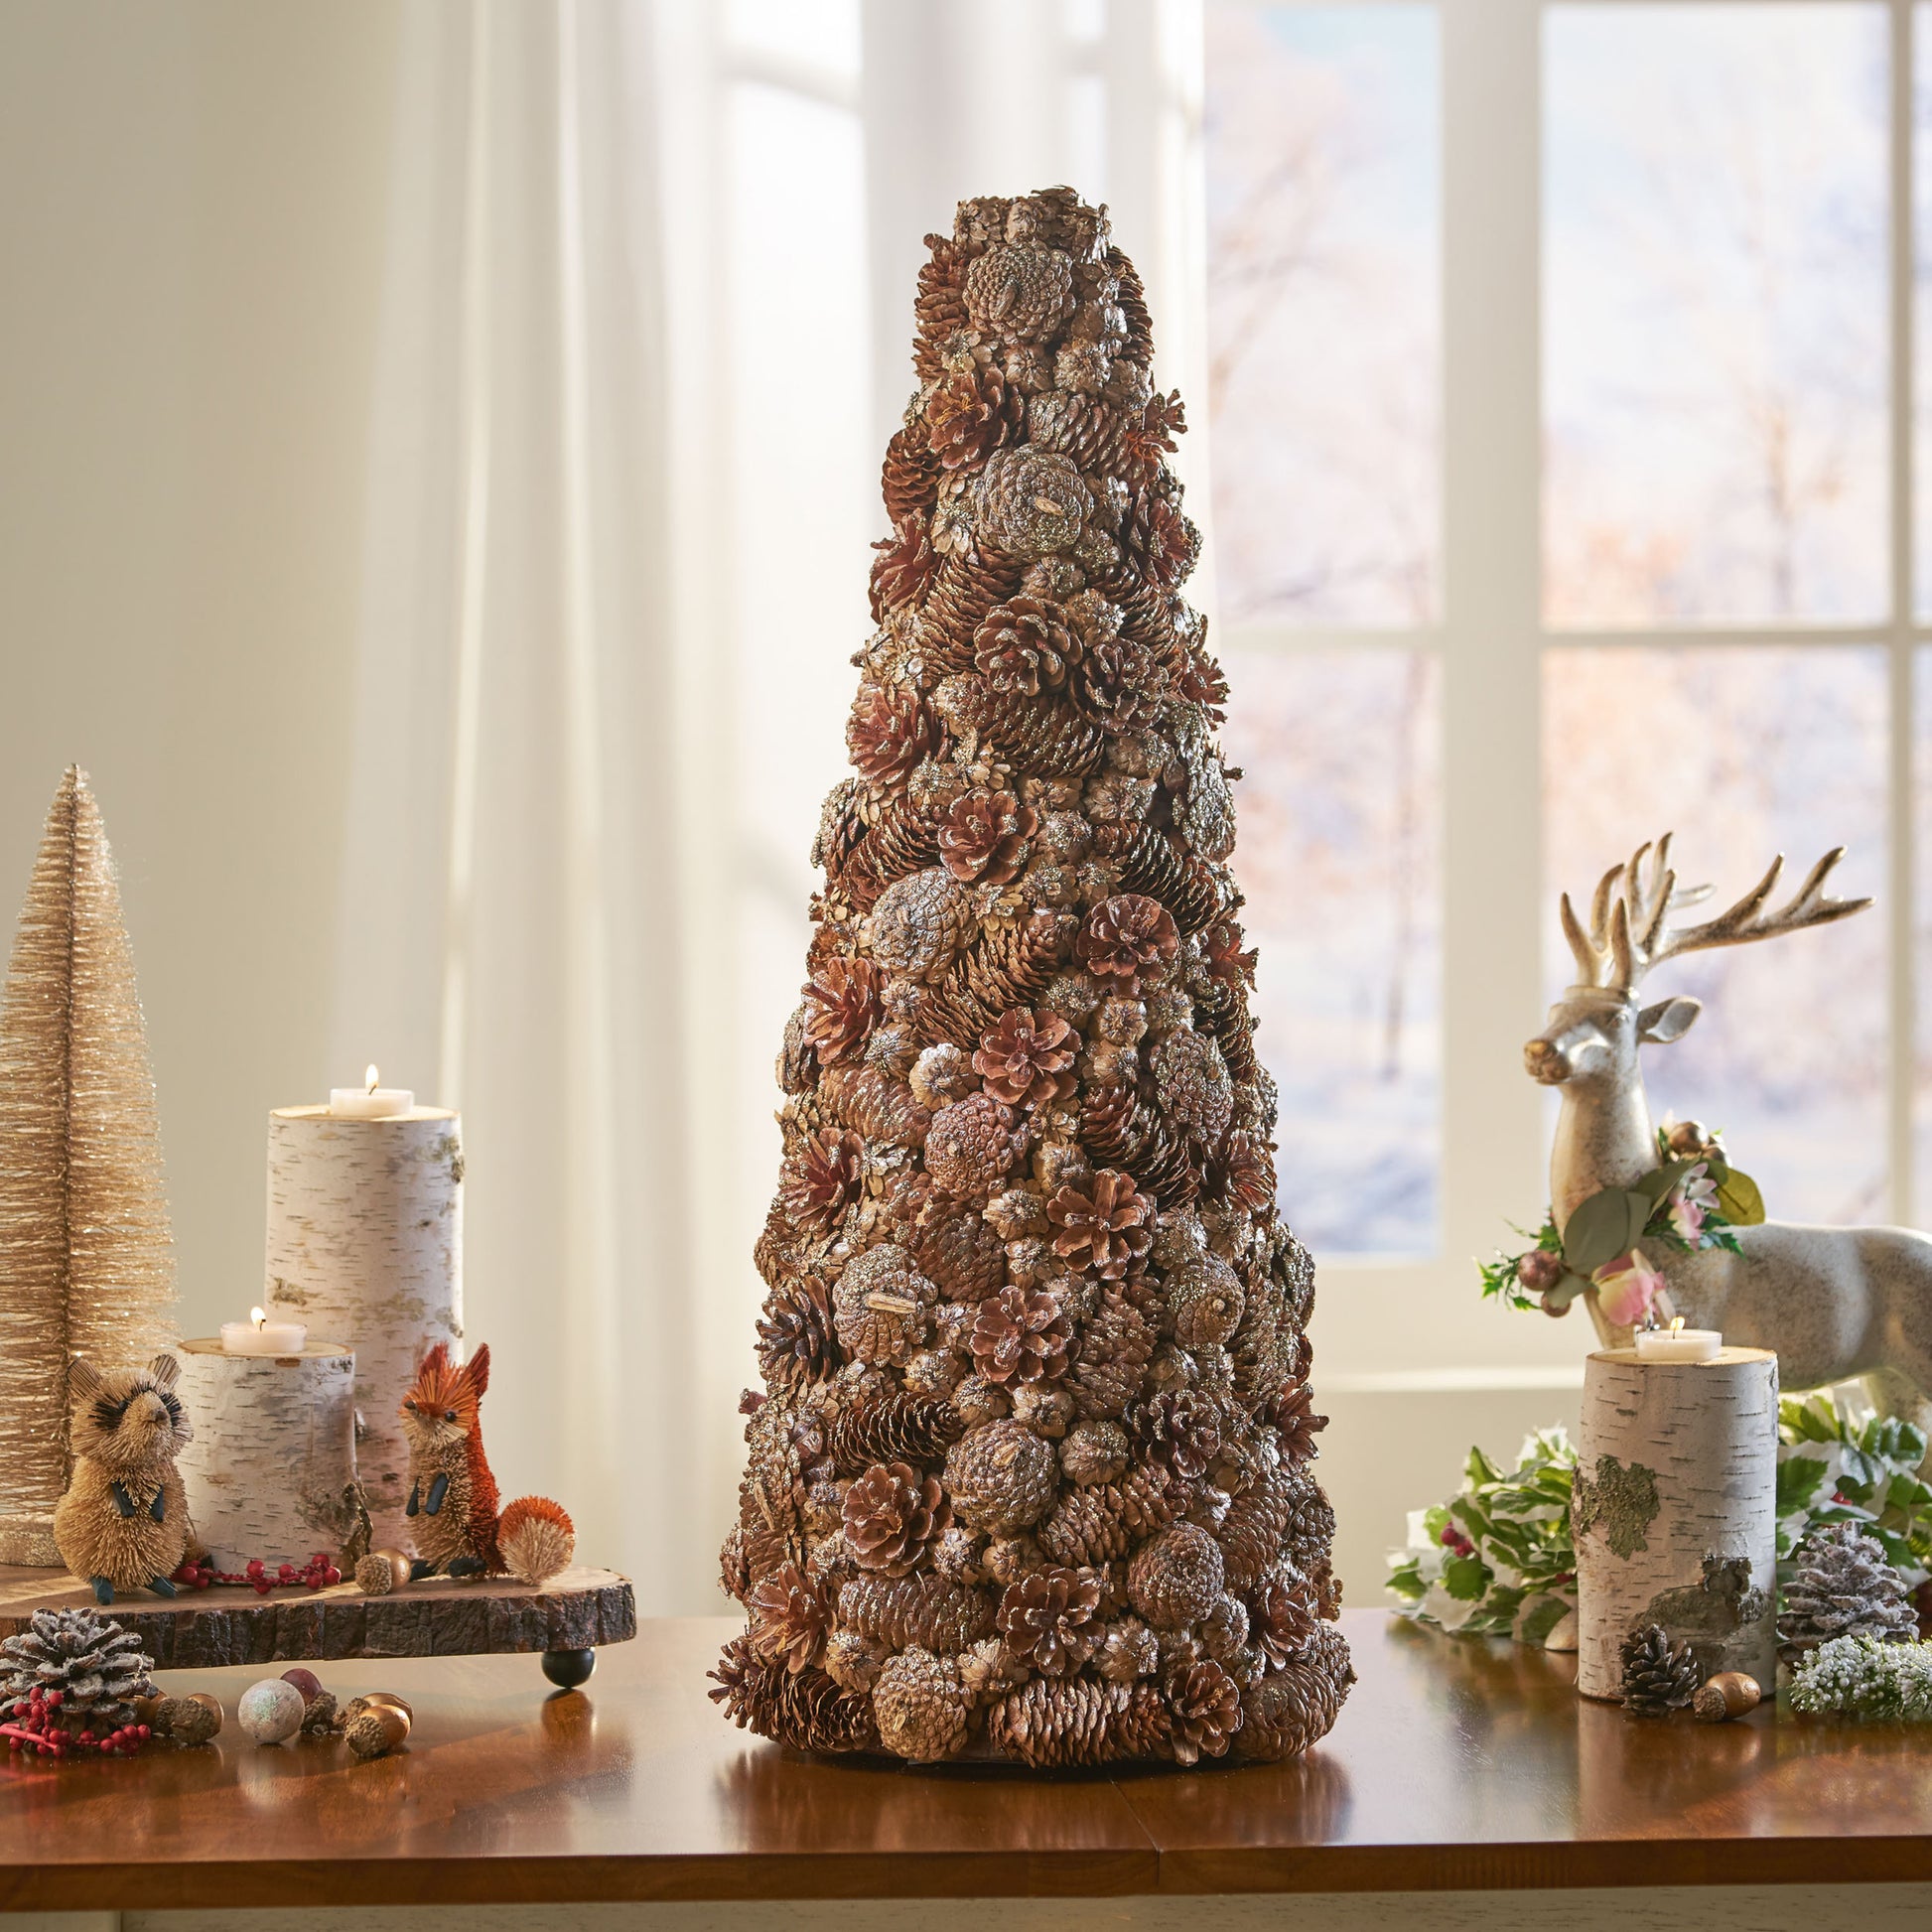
[{"left": 1525, "top": 836, "right": 1932, "bottom": 1436}]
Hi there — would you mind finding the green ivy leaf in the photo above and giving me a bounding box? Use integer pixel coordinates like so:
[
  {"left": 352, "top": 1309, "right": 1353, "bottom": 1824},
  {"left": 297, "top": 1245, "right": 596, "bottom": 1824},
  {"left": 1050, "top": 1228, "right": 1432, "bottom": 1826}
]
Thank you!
[
  {"left": 1776, "top": 1454, "right": 1830, "bottom": 1515},
  {"left": 1442, "top": 1553, "right": 1492, "bottom": 1600}
]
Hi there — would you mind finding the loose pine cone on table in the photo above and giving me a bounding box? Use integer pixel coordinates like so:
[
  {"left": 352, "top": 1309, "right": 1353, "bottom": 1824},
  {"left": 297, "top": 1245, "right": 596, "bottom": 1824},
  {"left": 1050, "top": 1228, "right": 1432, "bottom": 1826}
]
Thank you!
[
  {"left": 715, "top": 188, "right": 1347, "bottom": 1767},
  {"left": 1779, "top": 1522, "right": 1919, "bottom": 1662},
  {"left": 0, "top": 1606, "right": 157, "bottom": 1756},
  {"left": 1619, "top": 1623, "right": 1702, "bottom": 1717}
]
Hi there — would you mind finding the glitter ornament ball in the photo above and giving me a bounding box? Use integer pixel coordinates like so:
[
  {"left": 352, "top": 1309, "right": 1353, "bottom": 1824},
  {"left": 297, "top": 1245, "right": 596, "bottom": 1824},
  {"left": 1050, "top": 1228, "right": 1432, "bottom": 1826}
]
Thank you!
[{"left": 236, "top": 1677, "right": 306, "bottom": 1744}]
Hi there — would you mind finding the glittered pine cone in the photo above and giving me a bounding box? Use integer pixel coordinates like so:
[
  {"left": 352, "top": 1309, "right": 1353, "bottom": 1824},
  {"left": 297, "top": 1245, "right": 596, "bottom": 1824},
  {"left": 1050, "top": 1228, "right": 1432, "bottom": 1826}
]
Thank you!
[
  {"left": 842, "top": 1460, "right": 951, "bottom": 1578},
  {"left": 1149, "top": 1029, "right": 1234, "bottom": 1148},
  {"left": 1219, "top": 1128, "right": 1276, "bottom": 1215},
  {"left": 1165, "top": 1657, "right": 1242, "bottom": 1765},
  {"left": 873, "top": 1647, "right": 971, "bottom": 1762},
  {"left": 1249, "top": 1561, "right": 1322, "bottom": 1668},
  {"left": 1123, "top": 482, "right": 1201, "bottom": 590},
  {"left": 779, "top": 1127, "right": 864, "bottom": 1238},
  {"left": 870, "top": 518, "right": 937, "bottom": 621},
  {"left": 944, "top": 1418, "right": 1058, "bottom": 1534},
  {"left": 1047, "top": 1168, "right": 1153, "bottom": 1279},
  {"left": 847, "top": 679, "right": 938, "bottom": 794},
  {"left": 1619, "top": 1623, "right": 1701, "bottom": 1718},
  {"left": 925, "top": 361, "right": 1021, "bottom": 471},
  {"left": 975, "top": 448, "right": 1092, "bottom": 560},
  {"left": 986, "top": 1676, "right": 1127, "bottom": 1768},
  {"left": 1070, "top": 634, "right": 1166, "bottom": 733},
  {"left": 746, "top": 1562, "right": 832, "bottom": 1675},
  {"left": 868, "top": 866, "right": 974, "bottom": 983},
  {"left": 963, "top": 243, "right": 1076, "bottom": 342},
  {"left": 974, "top": 1007, "right": 1077, "bottom": 1109},
  {"left": 1067, "top": 1283, "right": 1157, "bottom": 1420},
  {"left": 997, "top": 1565, "right": 1103, "bottom": 1675},
  {"left": 971, "top": 1284, "right": 1071, "bottom": 1388},
  {"left": 924, "top": 1091, "right": 1024, "bottom": 1200},
  {"left": 939, "top": 788, "right": 1038, "bottom": 885},
  {"left": 973, "top": 597, "right": 1078, "bottom": 696},
  {"left": 832, "top": 1243, "right": 938, "bottom": 1367},
  {"left": 756, "top": 1276, "right": 839, "bottom": 1391},
  {"left": 1164, "top": 1252, "right": 1245, "bottom": 1349},
  {"left": 1128, "top": 1521, "right": 1225, "bottom": 1631},
  {"left": 1076, "top": 894, "right": 1178, "bottom": 994},
  {"left": 801, "top": 956, "right": 880, "bottom": 1066}
]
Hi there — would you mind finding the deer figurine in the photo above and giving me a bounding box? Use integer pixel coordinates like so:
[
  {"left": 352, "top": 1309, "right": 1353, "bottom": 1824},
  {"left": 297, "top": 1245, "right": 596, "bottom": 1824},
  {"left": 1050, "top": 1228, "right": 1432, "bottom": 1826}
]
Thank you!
[{"left": 1525, "top": 835, "right": 1932, "bottom": 1437}]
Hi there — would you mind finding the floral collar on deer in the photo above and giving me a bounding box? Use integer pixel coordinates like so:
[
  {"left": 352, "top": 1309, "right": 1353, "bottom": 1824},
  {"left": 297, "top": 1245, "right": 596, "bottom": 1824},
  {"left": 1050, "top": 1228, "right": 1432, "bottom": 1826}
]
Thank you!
[{"left": 1481, "top": 1124, "right": 1766, "bottom": 1321}]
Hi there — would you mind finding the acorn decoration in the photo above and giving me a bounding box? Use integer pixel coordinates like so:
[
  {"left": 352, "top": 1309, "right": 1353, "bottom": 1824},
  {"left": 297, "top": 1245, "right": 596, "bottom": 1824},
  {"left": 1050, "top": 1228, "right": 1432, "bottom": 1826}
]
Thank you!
[
  {"left": 712, "top": 186, "right": 1348, "bottom": 1768},
  {"left": 353, "top": 1548, "right": 415, "bottom": 1595},
  {"left": 1693, "top": 1671, "right": 1762, "bottom": 1723},
  {"left": 342, "top": 1692, "right": 413, "bottom": 1759}
]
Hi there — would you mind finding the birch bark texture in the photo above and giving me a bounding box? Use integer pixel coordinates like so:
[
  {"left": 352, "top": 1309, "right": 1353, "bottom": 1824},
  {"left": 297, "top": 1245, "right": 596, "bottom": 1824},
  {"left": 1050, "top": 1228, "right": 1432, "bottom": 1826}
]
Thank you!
[
  {"left": 0, "top": 766, "right": 179, "bottom": 1568},
  {"left": 1575, "top": 1345, "right": 1778, "bottom": 1701},
  {"left": 174, "top": 1337, "right": 358, "bottom": 1570},
  {"left": 262, "top": 1106, "right": 463, "bottom": 1549}
]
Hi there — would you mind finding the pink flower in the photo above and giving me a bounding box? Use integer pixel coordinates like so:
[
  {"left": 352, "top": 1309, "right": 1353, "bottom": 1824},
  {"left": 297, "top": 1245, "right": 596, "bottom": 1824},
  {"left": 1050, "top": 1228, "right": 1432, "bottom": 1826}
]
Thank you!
[
  {"left": 1593, "top": 1250, "right": 1666, "bottom": 1327},
  {"left": 1666, "top": 1162, "right": 1718, "bottom": 1245}
]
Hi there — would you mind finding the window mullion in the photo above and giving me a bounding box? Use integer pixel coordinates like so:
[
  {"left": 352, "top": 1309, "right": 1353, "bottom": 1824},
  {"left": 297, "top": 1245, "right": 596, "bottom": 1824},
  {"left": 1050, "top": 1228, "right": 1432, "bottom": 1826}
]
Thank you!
[{"left": 1890, "top": 0, "right": 1916, "bottom": 1228}]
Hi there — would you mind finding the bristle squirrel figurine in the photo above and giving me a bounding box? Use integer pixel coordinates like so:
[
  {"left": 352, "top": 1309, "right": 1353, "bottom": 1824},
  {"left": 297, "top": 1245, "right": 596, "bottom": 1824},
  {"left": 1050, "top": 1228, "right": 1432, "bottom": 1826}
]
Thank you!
[
  {"left": 353, "top": 1341, "right": 575, "bottom": 1593},
  {"left": 54, "top": 1355, "right": 202, "bottom": 1605}
]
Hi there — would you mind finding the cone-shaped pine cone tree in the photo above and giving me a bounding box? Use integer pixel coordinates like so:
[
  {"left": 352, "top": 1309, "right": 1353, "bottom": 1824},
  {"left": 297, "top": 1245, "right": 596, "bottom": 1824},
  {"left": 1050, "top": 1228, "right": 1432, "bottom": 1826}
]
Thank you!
[
  {"left": 714, "top": 186, "right": 1349, "bottom": 1768},
  {"left": 1779, "top": 1522, "right": 1918, "bottom": 1661}
]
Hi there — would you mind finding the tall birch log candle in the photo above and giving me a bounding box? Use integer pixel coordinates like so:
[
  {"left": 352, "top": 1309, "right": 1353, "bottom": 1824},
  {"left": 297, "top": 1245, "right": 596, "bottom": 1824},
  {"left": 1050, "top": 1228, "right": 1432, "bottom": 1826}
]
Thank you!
[
  {"left": 174, "top": 1336, "right": 357, "bottom": 1570},
  {"left": 262, "top": 1094, "right": 463, "bottom": 1550},
  {"left": 1575, "top": 1344, "right": 1778, "bottom": 1702}
]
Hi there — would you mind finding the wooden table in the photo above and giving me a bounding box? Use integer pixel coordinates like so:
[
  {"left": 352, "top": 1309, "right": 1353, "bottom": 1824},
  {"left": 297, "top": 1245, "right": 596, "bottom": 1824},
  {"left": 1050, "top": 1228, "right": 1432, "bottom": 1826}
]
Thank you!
[{"left": 5, "top": 1609, "right": 1932, "bottom": 1912}]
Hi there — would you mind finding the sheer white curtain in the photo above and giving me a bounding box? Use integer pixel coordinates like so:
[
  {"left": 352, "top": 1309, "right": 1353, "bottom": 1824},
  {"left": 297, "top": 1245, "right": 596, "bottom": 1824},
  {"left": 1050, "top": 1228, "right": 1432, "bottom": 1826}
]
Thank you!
[{"left": 332, "top": 0, "right": 1204, "bottom": 1612}]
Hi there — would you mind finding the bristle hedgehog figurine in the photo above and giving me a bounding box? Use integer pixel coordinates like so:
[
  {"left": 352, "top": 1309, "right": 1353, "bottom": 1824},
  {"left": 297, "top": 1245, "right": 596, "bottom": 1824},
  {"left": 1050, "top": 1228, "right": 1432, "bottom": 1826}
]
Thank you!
[
  {"left": 354, "top": 1341, "right": 575, "bottom": 1593},
  {"left": 54, "top": 1354, "right": 201, "bottom": 1604}
]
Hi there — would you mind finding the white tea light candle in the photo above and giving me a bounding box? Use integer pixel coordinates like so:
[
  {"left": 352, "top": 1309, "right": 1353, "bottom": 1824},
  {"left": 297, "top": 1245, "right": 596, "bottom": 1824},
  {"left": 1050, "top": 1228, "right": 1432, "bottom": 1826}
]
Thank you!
[
  {"left": 329, "top": 1063, "right": 415, "bottom": 1119},
  {"left": 220, "top": 1308, "right": 308, "bottom": 1356},
  {"left": 1636, "top": 1316, "right": 1723, "bottom": 1363}
]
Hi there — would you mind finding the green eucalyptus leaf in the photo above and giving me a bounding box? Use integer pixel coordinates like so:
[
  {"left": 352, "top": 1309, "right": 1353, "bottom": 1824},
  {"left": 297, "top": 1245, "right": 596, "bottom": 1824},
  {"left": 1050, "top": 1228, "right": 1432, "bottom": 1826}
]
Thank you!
[
  {"left": 1634, "top": 1161, "right": 1689, "bottom": 1205},
  {"left": 1717, "top": 1168, "right": 1765, "bottom": 1226},
  {"left": 1562, "top": 1187, "right": 1646, "bottom": 1275}
]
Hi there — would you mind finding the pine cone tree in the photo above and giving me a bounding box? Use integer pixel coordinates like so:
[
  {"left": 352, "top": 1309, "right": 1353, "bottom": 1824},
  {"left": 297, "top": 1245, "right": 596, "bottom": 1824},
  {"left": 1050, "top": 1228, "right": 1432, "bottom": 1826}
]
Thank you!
[
  {"left": 719, "top": 188, "right": 1346, "bottom": 1766},
  {"left": 1619, "top": 1623, "right": 1702, "bottom": 1717},
  {"left": 1780, "top": 1522, "right": 1918, "bottom": 1659},
  {"left": 0, "top": 1606, "right": 156, "bottom": 1742}
]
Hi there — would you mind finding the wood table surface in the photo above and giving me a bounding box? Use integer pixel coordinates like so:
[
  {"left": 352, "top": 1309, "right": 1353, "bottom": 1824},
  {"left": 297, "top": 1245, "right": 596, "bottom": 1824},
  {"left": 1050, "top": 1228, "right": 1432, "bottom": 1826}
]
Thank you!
[{"left": 6, "top": 1609, "right": 1932, "bottom": 1912}]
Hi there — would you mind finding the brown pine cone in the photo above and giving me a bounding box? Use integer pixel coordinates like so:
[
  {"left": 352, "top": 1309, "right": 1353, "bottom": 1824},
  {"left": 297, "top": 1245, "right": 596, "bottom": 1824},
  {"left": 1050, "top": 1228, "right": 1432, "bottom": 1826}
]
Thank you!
[
  {"left": 1123, "top": 483, "right": 1200, "bottom": 590},
  {"left": 882, "top": 424, "right": 940, "bottom": 522},
  {"left": 1036, "top": 1482, "right": 1131, "bottom": 1567},
  {"left": 1164, "top": 1253, "right": 1245, "bottom": 1349},
  {"left": 944, "top": 1419, "right": 1058, "bottom": 1534},
  {"left": 869, "top": 867, "right": 975, "bottom": 984},
  {"left": 1233, "top": 1622, "right": 1353, "bottom": 1762},
  {"left": 842, "top": 1460, "right": 951, "bottom": 1577},
  {"left": 755, "top": 1276, "right": 838, "bottom": 1391},
  {"left": 1219, "top": 1129, "right": 1275, "bottom": 1215},
  {"left": 972, "top": 1285, "right": 1072, "bottom": 1387},
  {"left": 1281, "top": 1464, "right": 1337, "bottom": 1577},
  {"left": 874, "top": 1648, "right": 971, "bottom": 1761},
  {"left": 975, "top": 448, "right": 1091, "bottom": 561},
  {"left": 837, "top": 1572, "right": 997, "bottom": 1652},
  {"left": 973, "top": 597, "right": 1078, "bottom": 695},
  {"left": 963, "top": 244, "right": 1076, "bottom": 342},
  {"left": 1119, "top": 387, "right": 1186, "bottom": 479},
  {"left": 1069, "top": 634, "right": 1167, "bottom": 732},
  {"left": 709, "top": 1638, "right": 879, "bottom": 1753},
  {"left": 1068, "top": 1283, "right": 1157, "bottom": 1420},
  {"left": 1128, "top": 1522, "right": 1225, "bottom": 1631},
  {"left": 1134, "top": 1388, "right": 1223, "bottom": 1483},
  {"left": 925, "top": 362, "right": 1021, "bottom": 471},
  {"left": 996, "top": 1566, "right": 1103, "bottom": 1674},
  {"left": 904, "top": 1195, "right": 1007, "bottom": 1301},
  {"left": 819, "top": 1062, "right": 932, "bottom": 1150},
  {"left": 832, "top": 1244, "right": 937, "bottom": 1368},
  {"left": 1076, "top": 894, "right": 1178, "bottom": 993},
  {"left": 1250, "top": 1560, "right": 1321, "bottom": 1668},
  {"left": 746, "top": 1562, "right": 831, "bottom": 1675},
  {"left": 939, "top": 788, "right": 1038, "bottom": 885},
  {"left": 924, "top": 1092, "right": 1024, "bottom": 1200},
  {"left": 1268, "top": 1379, "right": 1327, "bottom": 1462},
  {"left": 1165, "top": 1657, "right": 1241, "bottom": 1765},
  {"left": 986, "top": 1677, "right": 1127, "bottom": 1768},
  {"left": 1149, "top": 1029, "right": 1234, "bottom": 1147},
  {"left": 826, "top": 1386, "right": 965, "bottom": 1476},
  {"left": 1059, "top": 1418, "right": 1130, "bottom": 1487},
  {"left": 1094, "top": 1616, "right": 1162, "bottom": 1686},
  {"left": 779, "top": 1127, "right": 864, "bottom": 1238},
  {"left": 1112, "top": 1681, "right": 1173, "bottom": 1761},
  {"left": 869, "top": 518, "right": 937, "bottom": 621},
  {"left": 801, "top": 956, "right": 880, "bottom": 1066},
  {"left": 974, "top": 1007, "right": 1077, "bottom": 1110},
  {"left": 847, "top": 679, "right": 937, "bottom": 792},
  {"left": 1047, "top": 1168, "right": 1153, "bottom": 1279}
]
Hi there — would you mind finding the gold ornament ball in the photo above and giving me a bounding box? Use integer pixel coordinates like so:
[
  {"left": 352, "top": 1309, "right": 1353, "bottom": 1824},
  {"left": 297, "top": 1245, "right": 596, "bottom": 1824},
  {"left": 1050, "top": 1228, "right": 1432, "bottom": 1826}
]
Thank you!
[{"left": 1693, "top": 1671, "right": 1762, "bottom": 1723}]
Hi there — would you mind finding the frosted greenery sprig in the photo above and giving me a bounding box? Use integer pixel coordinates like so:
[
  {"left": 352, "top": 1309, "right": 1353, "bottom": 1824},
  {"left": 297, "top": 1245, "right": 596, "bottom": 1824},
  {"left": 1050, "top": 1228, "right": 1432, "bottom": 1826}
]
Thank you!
[{"left": 1788, "top": 1635, "right": 1932, "bottom": 1720}]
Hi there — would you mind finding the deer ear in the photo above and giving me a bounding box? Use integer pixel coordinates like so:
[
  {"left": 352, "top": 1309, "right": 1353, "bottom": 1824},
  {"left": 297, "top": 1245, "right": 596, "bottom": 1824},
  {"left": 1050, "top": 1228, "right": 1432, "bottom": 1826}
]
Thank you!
[{"left": 1639, "top": 995, "right": 1702, "bottom": 1044}]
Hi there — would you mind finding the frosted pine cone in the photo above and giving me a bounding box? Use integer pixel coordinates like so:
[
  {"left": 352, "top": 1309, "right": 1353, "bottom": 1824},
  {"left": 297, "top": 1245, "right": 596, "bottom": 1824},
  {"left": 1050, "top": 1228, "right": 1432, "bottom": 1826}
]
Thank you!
[
  {"left": 972, "top": 1285, "right": 1072, "bottom": 1387},
  {"left": 842, "top": 1461, "right": 951, "bottom": 1577},
  {"left": 0, "top": 1606, "right": 156, "bottom": 1742},
  {"left": 874, "top": 1648, "right": 970, "bottom": 1762},
  {"left": 1232, "top": 1623, "right": 1352, "bottom": 1762},
  {"left": 1780, "top": 1522, "right": 1917, "bottom": 1659},
  {"left": 801, "top": 957, "right": 880, "bottom": 1065},
  {"left": 756, "top": 1276, "right": 838, "bottom": 1391},
  {"left": 974, "top": 1007, "right": 1078, "bottom": 1110},
  {"left": 1166, "top": 1657, "right": 1242, "bottom": 1765},
  {"left": 1048, "top": 1169, "right": 1153, "bottom": 1279},
  {"left": 924, "top": 1092, "right": 1024, "bottom": 1200},
  {"left": 832, "top": 1244, "right": 937, "bottom": 1368},
  {"left": 945, "top": 1419, "right": 1058, "bottom": 1534},
  {"left": 1076, "top": 894, "right": 1178, "bottom": 993},
  {"left": 1128, "top": 1522, "right": 1225, "bottom": 1630},
  {"left": 779, "top": 1127, "right": 864, "bottom": 1238},
  {"left": 997, "top": 1565, "right": 1103, "bottom": 1674},
  {"left": 986, "top": 1677, "right": 1127, "bottom": 1768},
  {"left": 747, "top": 1563, "right": 831, "bottom": 1674},
  {"left": 974, "top": 597, "right": 1078, "bottom": 695},
  {"left": 940, "top": 789, "right": 1038, "bottom": 885}
]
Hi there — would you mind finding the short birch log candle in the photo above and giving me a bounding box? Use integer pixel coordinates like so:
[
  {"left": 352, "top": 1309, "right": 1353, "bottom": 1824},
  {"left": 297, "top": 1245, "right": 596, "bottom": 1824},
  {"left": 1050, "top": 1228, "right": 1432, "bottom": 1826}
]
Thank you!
[
  {"left": 262, "top": 1102, "right": 464, "bottom": 1549},
  {"left": 1575, "top": 1344, "right": 1778, "bottom": 1702},
  {"left": 174, "top": 1336, "right": 358, "bottom": 1570}
]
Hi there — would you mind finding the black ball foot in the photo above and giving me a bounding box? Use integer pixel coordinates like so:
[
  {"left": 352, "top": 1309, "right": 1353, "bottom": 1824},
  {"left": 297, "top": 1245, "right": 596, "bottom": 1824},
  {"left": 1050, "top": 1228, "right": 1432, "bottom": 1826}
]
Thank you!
[{"left": 541, "top": 1647, "right": 596, "bottom": 1689}]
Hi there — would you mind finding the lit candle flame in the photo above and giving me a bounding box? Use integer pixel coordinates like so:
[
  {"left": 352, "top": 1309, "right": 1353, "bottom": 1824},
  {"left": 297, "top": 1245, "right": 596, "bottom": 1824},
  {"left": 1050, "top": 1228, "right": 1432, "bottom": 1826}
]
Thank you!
[
  {"left": 250, "top": 1307, "right": 266, "bottom": 1327},
  {"left": 365, "top": 1063, "right": 380, "bottom": 1094},
  {"left": 1669, "top": 1315, "right": 1685, "bottom": 1336}
]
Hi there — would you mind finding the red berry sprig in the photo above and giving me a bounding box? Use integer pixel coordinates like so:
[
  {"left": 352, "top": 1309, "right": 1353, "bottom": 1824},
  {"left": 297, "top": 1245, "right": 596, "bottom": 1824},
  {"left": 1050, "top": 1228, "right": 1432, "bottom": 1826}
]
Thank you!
[
  {"left": 171, "top": 1552, "right": 342, "bottom": 1595},
  {"left": 2, "top": 1687, "right": 150, "bottom": 1760}
]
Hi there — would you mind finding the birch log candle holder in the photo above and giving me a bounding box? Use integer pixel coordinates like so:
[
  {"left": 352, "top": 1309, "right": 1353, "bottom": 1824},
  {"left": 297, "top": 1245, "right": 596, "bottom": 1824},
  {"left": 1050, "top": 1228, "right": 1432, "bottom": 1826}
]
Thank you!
[
  {"left": 175, "top": 1338, "right": 357, "bottom": 1571},
  {"left": 262, "top": 1100, "right": 463, "bottom": 1550},
  {"left": 1574, "top": 1344, "right": 1778, "bottom": 1702}
]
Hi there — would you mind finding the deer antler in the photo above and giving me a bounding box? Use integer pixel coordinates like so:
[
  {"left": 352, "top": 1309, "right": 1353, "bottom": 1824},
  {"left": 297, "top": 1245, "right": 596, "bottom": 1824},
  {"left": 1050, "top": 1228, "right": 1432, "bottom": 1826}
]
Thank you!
[{"left": 1561, "top": 835, "right": 1869, "bottom": 994}]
